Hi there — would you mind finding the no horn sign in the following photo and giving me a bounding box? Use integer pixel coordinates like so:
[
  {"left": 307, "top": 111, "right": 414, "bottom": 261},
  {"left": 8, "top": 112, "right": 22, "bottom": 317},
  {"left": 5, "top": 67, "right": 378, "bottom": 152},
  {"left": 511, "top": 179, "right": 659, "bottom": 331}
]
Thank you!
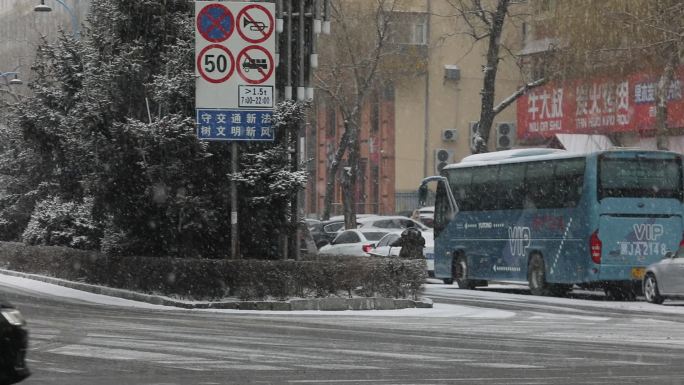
[
  {"left": 237, "top": 4, "right": 275, "bottom": 43},
  {"left": 195, "top": 1, "right": 275, "bottom": 115}
]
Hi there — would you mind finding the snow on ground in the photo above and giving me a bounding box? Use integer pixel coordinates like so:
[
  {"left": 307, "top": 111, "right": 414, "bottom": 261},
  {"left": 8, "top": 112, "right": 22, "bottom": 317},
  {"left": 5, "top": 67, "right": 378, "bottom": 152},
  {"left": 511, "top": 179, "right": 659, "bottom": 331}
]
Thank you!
[
  {"left": 3, "top": 272, "right": 684, "bottom": 318},
  {"left": 0, "top": 274, "right": 169, "bottom": 310},
  {"left": 0, "top": 273, "right": 513, "bottom": 318},
  {"left": 425, "top": 281, "right": 684, "bottom": 315}
]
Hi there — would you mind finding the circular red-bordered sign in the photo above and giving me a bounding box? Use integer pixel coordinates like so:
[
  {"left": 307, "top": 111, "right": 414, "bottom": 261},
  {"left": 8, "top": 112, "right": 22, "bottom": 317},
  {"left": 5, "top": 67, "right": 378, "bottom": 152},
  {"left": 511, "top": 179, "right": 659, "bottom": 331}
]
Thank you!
[
  {"left": 236, "top": 45, "right": 274, "bottom": 85},
  {"left": 236, "top": 4, "right": 275, "bottom": 44},
  {"left": 196, "top": 3, "right": 234, "bottom": 43},
  {"left": 197, "top": 44, "right": 235, "bottom": 84}
]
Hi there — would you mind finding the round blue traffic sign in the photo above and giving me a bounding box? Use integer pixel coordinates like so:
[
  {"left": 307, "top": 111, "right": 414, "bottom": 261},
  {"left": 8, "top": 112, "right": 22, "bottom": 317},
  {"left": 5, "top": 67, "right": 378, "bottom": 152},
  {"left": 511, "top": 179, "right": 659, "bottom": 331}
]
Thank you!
[{"left": 197, "top": 3, "right": 234, "bottom": 43}]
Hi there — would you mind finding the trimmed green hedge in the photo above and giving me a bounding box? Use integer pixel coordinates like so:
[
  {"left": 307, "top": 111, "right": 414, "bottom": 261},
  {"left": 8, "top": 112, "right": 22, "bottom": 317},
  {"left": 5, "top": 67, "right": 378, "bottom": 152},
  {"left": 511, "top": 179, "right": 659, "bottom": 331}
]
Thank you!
[{"left": 0, "top": 242, "right": 425, "bottom": 301}]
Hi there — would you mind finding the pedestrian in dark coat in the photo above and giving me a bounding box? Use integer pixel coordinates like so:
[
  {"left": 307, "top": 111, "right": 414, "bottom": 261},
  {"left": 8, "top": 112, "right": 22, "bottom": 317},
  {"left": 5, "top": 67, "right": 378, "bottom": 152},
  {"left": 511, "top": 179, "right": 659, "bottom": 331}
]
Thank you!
[{"left": 391, "top": 227, "right": 425, "bottom": 259}]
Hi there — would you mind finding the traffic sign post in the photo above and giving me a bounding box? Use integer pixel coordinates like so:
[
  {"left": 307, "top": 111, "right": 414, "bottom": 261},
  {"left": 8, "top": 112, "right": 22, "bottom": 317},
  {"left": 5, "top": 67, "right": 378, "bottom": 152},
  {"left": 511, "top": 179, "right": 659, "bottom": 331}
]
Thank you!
[
  {"left": 195, "top": 1, "right": 276, "bottom": 259},
  {"left": 195, "top": 1, "right": 275, "bottom": 116}
]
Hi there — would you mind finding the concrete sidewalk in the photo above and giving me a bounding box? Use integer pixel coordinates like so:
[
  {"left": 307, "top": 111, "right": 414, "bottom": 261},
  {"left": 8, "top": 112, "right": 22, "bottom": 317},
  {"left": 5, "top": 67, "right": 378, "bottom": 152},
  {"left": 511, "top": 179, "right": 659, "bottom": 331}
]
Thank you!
[{"left": 0, "top": 268, "right": 433, "bottom": 311}]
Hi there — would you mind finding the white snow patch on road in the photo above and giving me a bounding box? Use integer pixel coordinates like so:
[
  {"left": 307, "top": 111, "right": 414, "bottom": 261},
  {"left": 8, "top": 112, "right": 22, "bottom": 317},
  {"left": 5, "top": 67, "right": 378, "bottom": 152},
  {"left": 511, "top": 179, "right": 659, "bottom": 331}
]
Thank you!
[
  {"left": 425, "top": 284, "right": 684, "bottom": 316},
  {"left": 0, "top": 274, "right": 168, "bottom": 309},
  {"left": 0, "top": 273, "right": 515, "bottom": 318}
]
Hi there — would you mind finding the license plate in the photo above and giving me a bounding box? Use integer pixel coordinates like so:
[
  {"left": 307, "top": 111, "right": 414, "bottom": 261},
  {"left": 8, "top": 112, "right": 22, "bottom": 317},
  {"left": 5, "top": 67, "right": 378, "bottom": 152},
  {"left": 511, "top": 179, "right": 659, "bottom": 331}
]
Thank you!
[
  {"left": 425, "top": 253, "right": 434, "bottom": 260},
  {"left": 631, "top": 267, "right": 646, "bottom": 280}
]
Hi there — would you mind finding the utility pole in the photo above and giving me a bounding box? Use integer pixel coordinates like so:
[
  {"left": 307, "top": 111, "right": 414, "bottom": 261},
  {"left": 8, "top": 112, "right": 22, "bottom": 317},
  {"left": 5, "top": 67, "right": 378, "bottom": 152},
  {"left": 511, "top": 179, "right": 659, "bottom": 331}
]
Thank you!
[{"left": 275, "top": 0, "right": 329, "bottom": 260}]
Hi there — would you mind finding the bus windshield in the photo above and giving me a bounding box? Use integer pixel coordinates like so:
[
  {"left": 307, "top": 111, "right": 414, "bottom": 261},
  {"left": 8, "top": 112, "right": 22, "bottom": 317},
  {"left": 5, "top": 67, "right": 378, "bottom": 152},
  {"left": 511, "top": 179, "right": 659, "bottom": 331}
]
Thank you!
[{"left": 598, "top": 155, "right": 683, "bottom": 200}]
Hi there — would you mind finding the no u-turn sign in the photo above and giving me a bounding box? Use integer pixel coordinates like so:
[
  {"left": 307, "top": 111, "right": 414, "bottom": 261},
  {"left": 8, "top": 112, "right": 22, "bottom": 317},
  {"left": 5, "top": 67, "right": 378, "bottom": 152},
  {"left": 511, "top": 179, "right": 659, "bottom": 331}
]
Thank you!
[{"left": 195, "top": 1, "right": 275, "bottom": 141}]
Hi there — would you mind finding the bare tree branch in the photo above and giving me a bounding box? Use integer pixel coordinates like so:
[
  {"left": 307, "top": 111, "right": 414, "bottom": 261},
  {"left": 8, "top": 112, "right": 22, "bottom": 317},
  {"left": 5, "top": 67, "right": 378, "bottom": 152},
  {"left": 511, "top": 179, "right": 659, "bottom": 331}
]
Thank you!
[{"left": 493, "top": 77, "right": 546, "bottom": 115}]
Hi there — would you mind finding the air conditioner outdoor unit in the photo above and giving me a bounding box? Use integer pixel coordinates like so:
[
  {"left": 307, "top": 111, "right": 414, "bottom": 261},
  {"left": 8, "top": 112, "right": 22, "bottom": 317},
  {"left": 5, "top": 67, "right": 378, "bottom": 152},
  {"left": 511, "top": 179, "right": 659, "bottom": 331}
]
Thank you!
[
  {"left": 442, "top": 129, "right": 458, "bottom": 142},
  {"left": 496, "top": 122, "right": 516, "bottom": 150},
  {"left": 434, "top": 148, "right": 455, "bottom": 175},
  {"left": 444, "top": 64, "right": 461, "bottom": 81}
]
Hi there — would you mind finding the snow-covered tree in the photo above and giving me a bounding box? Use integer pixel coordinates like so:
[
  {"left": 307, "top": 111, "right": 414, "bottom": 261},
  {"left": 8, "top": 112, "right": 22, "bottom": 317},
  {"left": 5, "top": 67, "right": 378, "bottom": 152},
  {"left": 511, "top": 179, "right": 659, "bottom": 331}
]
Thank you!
[
  {"left": 447, "top": 0, "right": 545, "bottom": 153},
  {"left": 2, "top": 0, "right": 306, "bottom": 259}
]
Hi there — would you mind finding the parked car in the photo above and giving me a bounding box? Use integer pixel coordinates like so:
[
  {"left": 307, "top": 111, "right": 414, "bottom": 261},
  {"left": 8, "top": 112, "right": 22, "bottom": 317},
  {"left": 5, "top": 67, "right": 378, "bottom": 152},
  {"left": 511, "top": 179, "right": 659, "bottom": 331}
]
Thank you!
[
  {"left": 305, "top": 219, "right": 350, "bottom": 249},
  {"left": 318, "top": 229, "right": 389, "bottom": 257},
  {"left": 357, "top": 216, "right": 429, "bottom": 232},
  {"left": 0, "top": 299, "right": 29, "bottom": 384},
  {"left": 328, "top": 214, "right": 378, "bottom": 221},
  {"left": 412, "top": 206, "right": 434, "bottom": 228},
  {"left": 368, "top": 231, "right": 437, "bottom": 278},
  {"left": 643, "top": 247, "right": 684, "bottom": 304},
  {"left": 412, "top": 206, "right": 434, "bottom": 218},
  {"left": 305, "top": 219, "right": 328, "bottom": 249}
]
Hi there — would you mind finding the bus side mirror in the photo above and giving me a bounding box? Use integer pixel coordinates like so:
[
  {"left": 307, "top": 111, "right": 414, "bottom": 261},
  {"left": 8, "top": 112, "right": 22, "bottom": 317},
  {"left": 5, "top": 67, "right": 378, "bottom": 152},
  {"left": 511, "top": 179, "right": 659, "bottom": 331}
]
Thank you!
[{"left": 418, "top": 184, "right": 428, "bottom": 206}]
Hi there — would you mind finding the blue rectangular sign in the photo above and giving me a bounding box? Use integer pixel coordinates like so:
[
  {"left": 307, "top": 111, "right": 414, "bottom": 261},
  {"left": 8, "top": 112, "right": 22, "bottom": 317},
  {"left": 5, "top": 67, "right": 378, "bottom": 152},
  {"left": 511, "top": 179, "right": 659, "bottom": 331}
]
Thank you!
[{"left": 196, "top": 109, "right": 275, "bottom": 141}]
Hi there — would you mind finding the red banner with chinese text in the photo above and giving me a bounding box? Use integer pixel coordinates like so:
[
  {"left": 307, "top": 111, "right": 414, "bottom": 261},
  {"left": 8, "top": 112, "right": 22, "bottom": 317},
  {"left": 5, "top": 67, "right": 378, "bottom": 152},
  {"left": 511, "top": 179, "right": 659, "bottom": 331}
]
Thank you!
[{"left": 517, "top": 68, "right": 684, "bottom": 140}]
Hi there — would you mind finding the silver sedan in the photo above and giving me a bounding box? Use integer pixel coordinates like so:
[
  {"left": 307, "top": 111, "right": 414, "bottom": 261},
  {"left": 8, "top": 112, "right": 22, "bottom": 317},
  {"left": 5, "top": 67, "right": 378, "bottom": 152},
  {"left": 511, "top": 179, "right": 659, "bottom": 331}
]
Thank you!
[
  {"left": 318, "top": 229, "right": 389, "bottom": 257},
  {"left": 643, "top": 247, "right": 684, "bottom": 304}
]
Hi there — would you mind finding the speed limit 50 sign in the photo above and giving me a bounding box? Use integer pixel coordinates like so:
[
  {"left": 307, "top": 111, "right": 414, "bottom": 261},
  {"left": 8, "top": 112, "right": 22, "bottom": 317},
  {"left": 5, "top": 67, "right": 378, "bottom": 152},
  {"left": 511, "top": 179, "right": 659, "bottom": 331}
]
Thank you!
[{"left": 195, "top": 1, "right": 275, "bottom": 119}]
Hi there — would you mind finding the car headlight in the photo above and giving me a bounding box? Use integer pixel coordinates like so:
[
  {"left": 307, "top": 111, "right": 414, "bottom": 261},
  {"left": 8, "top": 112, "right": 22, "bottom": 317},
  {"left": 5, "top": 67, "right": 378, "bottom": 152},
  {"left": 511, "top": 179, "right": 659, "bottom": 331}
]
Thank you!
[{"left": 1, "top": 309, "right": 26, "bottom": 326}]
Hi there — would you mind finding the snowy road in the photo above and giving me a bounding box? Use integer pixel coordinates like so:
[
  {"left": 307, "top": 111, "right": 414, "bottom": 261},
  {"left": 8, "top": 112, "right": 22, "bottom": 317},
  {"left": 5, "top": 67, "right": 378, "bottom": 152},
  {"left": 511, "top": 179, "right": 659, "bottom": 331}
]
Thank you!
[{"left": 3, "top": 275, "right": 684, "bottom": 385}]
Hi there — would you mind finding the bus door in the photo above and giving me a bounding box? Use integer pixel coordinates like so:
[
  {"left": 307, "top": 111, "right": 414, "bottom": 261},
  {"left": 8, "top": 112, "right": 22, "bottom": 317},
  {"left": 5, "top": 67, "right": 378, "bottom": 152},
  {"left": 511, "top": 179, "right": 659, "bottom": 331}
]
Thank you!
[
  {"left": 421, "top": 176, "right": 458, "bottom": 280},
  {"left": 596, "top": 152, "right": 684, "bottom": 283}
]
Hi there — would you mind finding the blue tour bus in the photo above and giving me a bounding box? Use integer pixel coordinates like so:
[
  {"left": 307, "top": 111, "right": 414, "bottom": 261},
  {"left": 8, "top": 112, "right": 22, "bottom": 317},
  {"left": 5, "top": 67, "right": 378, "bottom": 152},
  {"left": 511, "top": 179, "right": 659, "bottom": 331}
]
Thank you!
[{"left": 420, "top": 148, "right": 684, "bottom": 299}]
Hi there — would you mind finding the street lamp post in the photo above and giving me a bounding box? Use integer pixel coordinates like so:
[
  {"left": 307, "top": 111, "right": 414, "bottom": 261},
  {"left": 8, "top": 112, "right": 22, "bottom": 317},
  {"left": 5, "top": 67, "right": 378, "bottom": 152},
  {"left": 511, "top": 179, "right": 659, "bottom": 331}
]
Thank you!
[
  {"left": 0, "top": 72, "right": 22, "bottom": 86},
  {"left": 34, "top": 0, "right": 81, "bottom": 40},
  {"left": 0, "top": 71, "right": 23, "bottom": 103}
]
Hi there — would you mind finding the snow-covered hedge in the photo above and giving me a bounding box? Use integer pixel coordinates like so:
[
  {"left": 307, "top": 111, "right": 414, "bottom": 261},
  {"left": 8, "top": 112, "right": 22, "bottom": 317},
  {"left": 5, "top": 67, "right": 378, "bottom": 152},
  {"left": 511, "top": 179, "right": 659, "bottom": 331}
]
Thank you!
[
  {"left": 21, "top": 196, "right": 100, "bottom": 249},
  {"left": 0, "top": 242, "right": 425, "bottom": 301}
]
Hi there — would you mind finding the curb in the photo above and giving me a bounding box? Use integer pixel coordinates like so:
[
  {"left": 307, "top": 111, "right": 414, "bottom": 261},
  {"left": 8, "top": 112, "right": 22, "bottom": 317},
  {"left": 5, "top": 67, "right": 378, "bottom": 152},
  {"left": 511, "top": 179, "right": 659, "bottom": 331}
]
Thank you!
[{"left": 0, "top": 269, "right": 433, "bottom": 311}]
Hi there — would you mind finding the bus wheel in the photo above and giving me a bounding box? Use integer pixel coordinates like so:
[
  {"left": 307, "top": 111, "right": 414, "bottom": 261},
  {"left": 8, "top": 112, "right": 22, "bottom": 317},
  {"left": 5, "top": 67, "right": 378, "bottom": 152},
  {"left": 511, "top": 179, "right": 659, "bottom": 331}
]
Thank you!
[
  {"left": 528, "top": 254, "right": 550, "bottom": 296},
  {"left": 454, "top": 254, "right": 476, "bottom": 290}
]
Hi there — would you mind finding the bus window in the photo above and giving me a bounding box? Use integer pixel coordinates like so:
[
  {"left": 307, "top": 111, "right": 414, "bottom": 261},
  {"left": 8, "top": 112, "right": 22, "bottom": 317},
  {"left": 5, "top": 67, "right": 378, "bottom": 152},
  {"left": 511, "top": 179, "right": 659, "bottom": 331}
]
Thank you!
[
  {"left": 469, "top": 165, "right": 499, "bottom": 211},
  {"left": 498, "top": 163, "right": 526, "bottom": 210},
  {"left": 599, "top": 156, "right": 683, "bottom": 200},
  {"left": 553, "top": 158, "right": 585, "bottom": 207},
  {"left": 446, "top": 168, "right": 472, "bottom": 210},
  {"left": 525, "top": 160, "right": 555, "bottom": 208}
]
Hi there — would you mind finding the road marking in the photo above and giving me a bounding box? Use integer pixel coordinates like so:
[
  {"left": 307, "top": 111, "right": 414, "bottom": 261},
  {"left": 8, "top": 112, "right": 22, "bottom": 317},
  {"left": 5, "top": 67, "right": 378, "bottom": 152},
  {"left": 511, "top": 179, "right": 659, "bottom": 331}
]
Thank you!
[{"left": 466, "top": 363, "right": 544, "bottom": 369}]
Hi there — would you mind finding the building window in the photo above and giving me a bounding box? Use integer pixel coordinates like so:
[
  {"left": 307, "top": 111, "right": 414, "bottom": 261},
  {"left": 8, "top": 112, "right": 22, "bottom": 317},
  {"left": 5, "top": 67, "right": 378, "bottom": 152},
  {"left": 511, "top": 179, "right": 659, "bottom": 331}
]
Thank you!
[
  {"left": 383, "top": 83, "right": 395, "bottom": 100},
  {"left": 536, "top": 0, "right": 556, "bottom": 14},
  {"left": 389, "top": 12, "right": 428, "bottom": 46},
  {"left": 371, "top": 92, "right": 379, "bottom": 133},
  {"left": 371, "top": 165, "right": 379, "bottom": 214},
  {"left": 326, "top": 107, "right": 336, "bottom": 138}
]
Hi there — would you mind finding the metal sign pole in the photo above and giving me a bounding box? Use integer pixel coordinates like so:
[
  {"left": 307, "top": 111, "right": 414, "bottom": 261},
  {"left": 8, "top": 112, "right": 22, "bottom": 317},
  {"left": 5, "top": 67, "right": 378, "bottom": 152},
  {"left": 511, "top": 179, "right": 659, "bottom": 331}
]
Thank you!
[
  {"left": 231, "top": 141, "right": 240, "bottom": 259},
  {"left": 194, "top": 1, "right": 276, "bottom": 259}
]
